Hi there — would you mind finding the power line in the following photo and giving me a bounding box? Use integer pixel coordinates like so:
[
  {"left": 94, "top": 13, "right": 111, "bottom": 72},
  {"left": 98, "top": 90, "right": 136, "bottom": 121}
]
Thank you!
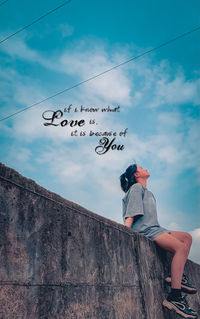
[
  {"left": 0, "top": 0, "right": 8, "bottom": 7},
  {"left": 0, "top": 0, "right": 72, "bottom": 45},
  {"left": 0, "top": 25, "right": 200, "bottom": 122}
]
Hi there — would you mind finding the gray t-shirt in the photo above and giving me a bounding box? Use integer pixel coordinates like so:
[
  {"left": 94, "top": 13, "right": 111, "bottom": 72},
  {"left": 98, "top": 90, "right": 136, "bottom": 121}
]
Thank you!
[{"left": 122, "top": 183, "right": 162, "bottom": 233}]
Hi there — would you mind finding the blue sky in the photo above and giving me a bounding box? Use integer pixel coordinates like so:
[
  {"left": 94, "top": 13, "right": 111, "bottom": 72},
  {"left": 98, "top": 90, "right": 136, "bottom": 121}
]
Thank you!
[{"left": 0, "top": 0, "right": 200, "bottom": 263}]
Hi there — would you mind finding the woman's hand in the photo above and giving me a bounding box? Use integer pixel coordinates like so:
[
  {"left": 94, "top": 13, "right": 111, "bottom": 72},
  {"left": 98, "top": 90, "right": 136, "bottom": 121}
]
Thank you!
[{"left": 124, "top": 217, "right": 134, "bottom": 228}]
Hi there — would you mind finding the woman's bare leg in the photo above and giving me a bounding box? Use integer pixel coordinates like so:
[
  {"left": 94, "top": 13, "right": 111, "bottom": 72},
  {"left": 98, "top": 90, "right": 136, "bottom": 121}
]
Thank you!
[
  {"left": 153, "top": 232, "right": 190, "bottom": 289},
  {"left": 170, "top": 231, "right": 192, "bottom": 254},
  {"left": 167, "top": 231, "right": 192, "bottom": 288}
]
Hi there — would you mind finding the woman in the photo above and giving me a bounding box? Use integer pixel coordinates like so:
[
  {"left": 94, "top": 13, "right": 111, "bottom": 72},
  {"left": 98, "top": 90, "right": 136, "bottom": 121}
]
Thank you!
[{"left": 120, "top": 163, "right": 198, "bottom": 319}]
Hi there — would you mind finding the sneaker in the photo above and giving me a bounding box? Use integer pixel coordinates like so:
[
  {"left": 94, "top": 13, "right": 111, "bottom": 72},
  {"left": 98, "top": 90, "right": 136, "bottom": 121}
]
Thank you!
[
  {"left": 163, "top": 294, "right": 198, "bottom": 318},
  {"left": 182, "top": 295, "right": 198, "bottom": 317},
  {"left": 165, "top": 274, "right": 197, "bottom": 294}
]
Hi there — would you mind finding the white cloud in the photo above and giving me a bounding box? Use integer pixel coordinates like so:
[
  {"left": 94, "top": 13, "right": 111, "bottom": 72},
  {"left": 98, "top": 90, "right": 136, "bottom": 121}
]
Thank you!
[
  {"left": 167, "top": 222, "right": 182, "bottom": 231},
  {"left": 149, "top": 74, "right": 200, "bottom": 108},
  {"left": 0, "top": 36, "right": 55, "bottom": 71},
  {"left": 189, "top": 228, "right": 200, "bottom": 264},
  {"left": 59, "top": 43, "right": 132, "bottom": 105},
  {"left": 157, "top": 206, "right": 193, "bottom": 231},
  {"left": 1, "top": 35, "right": 199, "bottom": 110},
  {"left": 157, "top": 112, "right": 182, "bottom": 128},
  {"left": 57, "top": 24, "right": 74, "bottom": 37},
  {"left": 0, "top": 144, "right": 33, "bottom": 173}
]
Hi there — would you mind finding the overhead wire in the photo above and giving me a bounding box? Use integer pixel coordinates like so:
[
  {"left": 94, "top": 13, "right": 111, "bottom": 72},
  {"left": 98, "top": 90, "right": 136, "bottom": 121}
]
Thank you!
[
  {"left": 0, "top": 0, "right": 72, "bottom": 45},
  {"left": 0, "top": 25, "right": 200, "bottom": 122}
]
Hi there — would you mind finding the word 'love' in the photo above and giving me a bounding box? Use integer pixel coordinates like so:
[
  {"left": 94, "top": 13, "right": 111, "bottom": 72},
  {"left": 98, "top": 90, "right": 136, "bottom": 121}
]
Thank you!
[{"left": 42, "top": 110, "right": 85, "bottom": 127}]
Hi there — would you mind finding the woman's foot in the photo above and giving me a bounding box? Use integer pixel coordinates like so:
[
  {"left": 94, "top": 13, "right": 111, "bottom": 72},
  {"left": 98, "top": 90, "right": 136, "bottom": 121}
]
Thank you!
[
  {"left": 163, "top": 294, "right": 198, "bottom": 318},
  {"left": 165, "top": 274, "right": 197, "bottom": 294}
]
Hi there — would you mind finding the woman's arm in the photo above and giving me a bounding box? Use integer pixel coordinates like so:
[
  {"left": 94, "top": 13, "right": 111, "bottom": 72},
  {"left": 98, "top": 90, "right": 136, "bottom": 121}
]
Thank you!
[{"left": 124, "top": 216, "right": 134, "bottom": 228}]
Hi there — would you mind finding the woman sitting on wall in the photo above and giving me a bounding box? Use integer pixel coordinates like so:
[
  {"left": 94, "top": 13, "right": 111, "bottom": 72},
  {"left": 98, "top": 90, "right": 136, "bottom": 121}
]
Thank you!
[{"left": 120, "top": 163, "right": 198, "bottom": 319}]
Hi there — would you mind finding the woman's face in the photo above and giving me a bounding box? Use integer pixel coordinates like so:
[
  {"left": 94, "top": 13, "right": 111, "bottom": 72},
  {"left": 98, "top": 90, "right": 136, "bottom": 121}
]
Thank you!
[{"left": 135, "top": 165, "right": 150, "bottom": 179}]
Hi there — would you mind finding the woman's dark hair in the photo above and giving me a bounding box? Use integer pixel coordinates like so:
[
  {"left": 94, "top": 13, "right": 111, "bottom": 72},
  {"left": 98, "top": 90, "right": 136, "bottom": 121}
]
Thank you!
[{"left": 120, "top": 164, "right": 137, "bottom": 193}]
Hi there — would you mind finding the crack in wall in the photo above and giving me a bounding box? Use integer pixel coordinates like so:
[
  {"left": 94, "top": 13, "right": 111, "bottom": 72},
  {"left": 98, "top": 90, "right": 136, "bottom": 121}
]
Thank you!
[{"left": 0, "top": 281, "right": 140, "bottom": 288}]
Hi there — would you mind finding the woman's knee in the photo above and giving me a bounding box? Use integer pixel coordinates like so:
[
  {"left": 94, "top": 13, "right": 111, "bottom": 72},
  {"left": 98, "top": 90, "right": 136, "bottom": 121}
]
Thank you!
[
  {"left": 170, "top": 231, "right": 192, "bottom": 247},
  {"left": 154, "top": 233, "right": 189, "bottom": 255},
  {"left": 184, "top": 232, "right": 192, "bottom": 247},
  {"left": 184, "top": 232, "right": 192, "bottom": 251},
  {"left": 176, "top": 242, "right": 189, "bottom": 255}
]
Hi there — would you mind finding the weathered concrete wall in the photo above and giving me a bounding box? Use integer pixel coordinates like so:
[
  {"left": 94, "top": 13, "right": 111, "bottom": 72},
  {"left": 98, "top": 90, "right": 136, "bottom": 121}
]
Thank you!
[{"left": 0, "top": 162, "right": 199, "bottom": 319}]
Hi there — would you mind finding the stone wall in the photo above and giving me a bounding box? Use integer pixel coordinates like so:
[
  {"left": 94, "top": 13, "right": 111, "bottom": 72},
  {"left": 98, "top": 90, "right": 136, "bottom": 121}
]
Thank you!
[{"left": 0, "top": 162, "right": 199, "bottom": 319}]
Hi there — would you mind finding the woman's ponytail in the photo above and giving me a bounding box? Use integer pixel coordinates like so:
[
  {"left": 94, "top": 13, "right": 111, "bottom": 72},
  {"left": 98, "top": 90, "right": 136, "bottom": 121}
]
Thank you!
[
  {"left": 120, "top": 173, "right": 129, "bottom": 193},
  {"left": 120, "top": 164, "right": 137, "bottom": 193}
]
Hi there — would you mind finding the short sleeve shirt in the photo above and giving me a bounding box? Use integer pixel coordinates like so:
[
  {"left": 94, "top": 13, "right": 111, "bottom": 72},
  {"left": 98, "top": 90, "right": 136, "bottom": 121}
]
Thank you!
[{"left": 122, "top": 183, "right": 162, "bottom": 233}]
